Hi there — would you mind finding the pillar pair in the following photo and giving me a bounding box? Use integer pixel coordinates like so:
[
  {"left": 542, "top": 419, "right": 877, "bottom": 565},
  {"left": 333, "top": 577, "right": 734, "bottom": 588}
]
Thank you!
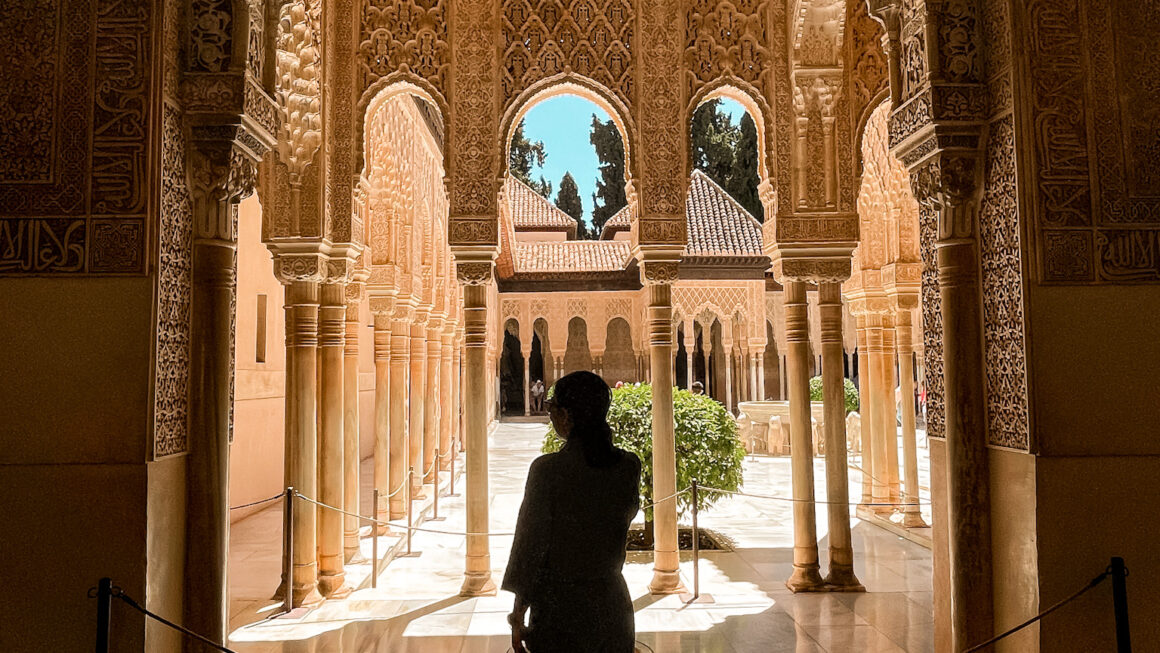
[{"left": 784, "top": 280, "right": 862, "bottom": 592}]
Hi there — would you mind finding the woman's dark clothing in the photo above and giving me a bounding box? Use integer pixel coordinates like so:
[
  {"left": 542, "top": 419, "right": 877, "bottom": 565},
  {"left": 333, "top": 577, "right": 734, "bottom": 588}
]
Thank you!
[{"left": 502, "top": 441, "right": 642, "bottom": 653}]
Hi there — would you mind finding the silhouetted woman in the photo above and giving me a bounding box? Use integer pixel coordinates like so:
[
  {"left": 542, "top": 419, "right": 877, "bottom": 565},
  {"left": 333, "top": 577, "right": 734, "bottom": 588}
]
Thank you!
[{"left": 503, "top": 371, "right": 641, "bottom": 653}]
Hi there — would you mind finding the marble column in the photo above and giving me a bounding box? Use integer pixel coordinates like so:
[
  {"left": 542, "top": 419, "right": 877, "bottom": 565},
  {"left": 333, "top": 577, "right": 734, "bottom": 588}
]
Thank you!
[
  {"left": 454, "top": 331, "right": 464, "bottom": 451},
  {"left": 895, "top": 308, "right": 927, "bottom": 527},
  {"left": 939, "top": 206, "right": 993, "bottom": 649},
  {"left": 779, "top": 354, "right": 787, "bottom": 400},
  {"left": 440, "top": 327, "right": 455, "bottom": 469},
  {"left": 409, "top": 314, "right": 428, "bottom": 498},
  {"left": 785, "top": 280, "right": 824, "bottom": 592},
  {"left": 424, "top": 319, "right": 442, "bottom": 485},
  {"left": 685, "top": 326, "right": 695, "bottom": 390},
  {"left": 882, "top": 318, "right": 902, "bottom": 503},
  {"left": 343, "top": 287, "right": 364, "bottom": 561},
  {"left": 371, "top": 309, "right": 392, "bottom": 526},
  {"left": 702, "top": 343, "right": 711, "bottom": 395},
  {"left": 388, "top": 309, "right": 411, "bottom": 519},
  {"left": 459, "top": 276, "right": 496, "bottom": 596},
  {"left": 724, "top": 343, "right": 734, "bottom": 412},
  {"left": 185, "top": 170, "right": 240, "bottom": 643},
  {"left": 750, "top": 353, "right": 760, "bottom": 401},
  {"left": 645, "top": 276, "right": 682, "bottom": 594},
  {"left": 819, "top": 283, "right": 863, "bottom": 590},
  {"left": 866, "top": 315, "right": 891, "bottom": 511},
  {"left": 317, "top": 281, "right": 350, "bottom": 597},
  {"left": 287, "top": 279, "right": 322, "bottom": 606},
  {"left": 756, "top": 349, "right": 766, "bottom": 401},
  {"left": 522, "top": 349, "right": 531, "bottom": 416},
  {"left": 855, "top": 317, "right": 874, "bottom": 506}
]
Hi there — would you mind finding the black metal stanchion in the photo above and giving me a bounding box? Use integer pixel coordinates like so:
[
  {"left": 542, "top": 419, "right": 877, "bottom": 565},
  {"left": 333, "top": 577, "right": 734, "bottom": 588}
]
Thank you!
[
  {"left": 1111, "top": 557, "right": 1131, "bottom": 652},
  {"left": 680, "top": 481, "right": 713, "bottom": 605},
  {"left": 283, "top": 487, "right": 294, "bottom": 612},
  {"left": 95, "top": 577, "right": 112, "bottom": 653},
  {"left": 371, "top": 488, "right": 379, "bottom": 589}
]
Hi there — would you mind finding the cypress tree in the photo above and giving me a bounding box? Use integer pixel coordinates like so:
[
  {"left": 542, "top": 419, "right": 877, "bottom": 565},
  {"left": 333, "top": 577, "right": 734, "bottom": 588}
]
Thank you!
[
  {"left": 554, "top": 172, "right": 586, "bottom": 237},
  {"left": 589, "top": 115, "right": 627, "bottom": 236}
]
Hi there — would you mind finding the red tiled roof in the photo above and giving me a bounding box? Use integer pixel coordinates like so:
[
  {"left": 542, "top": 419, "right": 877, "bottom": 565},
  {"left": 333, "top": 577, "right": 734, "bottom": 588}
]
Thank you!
[
  {"left": 599, "top": 204, "right": 633, "bottom": 238},
  {"left": 513, "top": 240, "right": 633, "bottom": 273},
  {"left": 505, "top": 176, "right": 578, "bottom": 233},
  {"left": 684, "top": 169, "right": 764, "bottom": 257}
]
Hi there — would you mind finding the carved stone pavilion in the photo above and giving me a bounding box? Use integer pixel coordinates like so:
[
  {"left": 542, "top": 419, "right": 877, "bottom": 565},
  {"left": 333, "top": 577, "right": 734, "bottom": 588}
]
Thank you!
[{"left": 1, "top": 0, "right": 1158, "bottom": 651}]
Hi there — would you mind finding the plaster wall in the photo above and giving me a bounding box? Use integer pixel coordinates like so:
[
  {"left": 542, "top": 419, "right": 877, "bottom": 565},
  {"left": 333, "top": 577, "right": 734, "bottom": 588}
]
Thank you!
[
  {"left": 988, "top": 448, "right": 1039, "bottom": 652},
  {"left": 0, "top": 277, "right": 155, "bottom": 651},
  {"left": 231, "top": 196, "right": 287, "bottom": 519},
  {"left": 1024, "top": 285, "right": 1160, "bottom": 648},
  {"left": 928, "top": 438, "right": 951, "bottom": 653}
]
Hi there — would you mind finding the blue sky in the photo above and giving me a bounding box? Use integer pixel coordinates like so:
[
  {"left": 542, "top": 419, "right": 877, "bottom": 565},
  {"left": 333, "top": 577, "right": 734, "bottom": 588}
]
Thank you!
[{"left": 518, "top": 95, "right": 747, "bottom": 226}]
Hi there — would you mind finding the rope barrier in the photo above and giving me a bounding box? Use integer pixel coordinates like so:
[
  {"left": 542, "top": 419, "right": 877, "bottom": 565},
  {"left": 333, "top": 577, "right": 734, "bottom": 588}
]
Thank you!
[
  {"left": 695, "top": 484, "right": 927, "bottom": 509},
  {"left": 639, "top": 486, "right": 692, "bottom": 511},
  {"left": 228, "top": 491, "right": 286, "bottom": 511},
  {"left": 963, "top": 566, "right": 1114, "bottom": 652},
  {"left": 293, "top": 490, "right": 515, "bottom": 537},
  {"left": 384, "top": 478, "right": 408, "bottom": 499},
  {"left": 844, "top": 453, "right": 932, "bottom": 506},
  {"left": 90, "top": 580, "right": 238, "bottom": 653}
]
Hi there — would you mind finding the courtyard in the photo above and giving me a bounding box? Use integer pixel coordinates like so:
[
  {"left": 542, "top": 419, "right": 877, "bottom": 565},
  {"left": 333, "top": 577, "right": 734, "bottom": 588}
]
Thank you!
[{"left": 227, "top": 423, "right": 933, "bottom": 652}]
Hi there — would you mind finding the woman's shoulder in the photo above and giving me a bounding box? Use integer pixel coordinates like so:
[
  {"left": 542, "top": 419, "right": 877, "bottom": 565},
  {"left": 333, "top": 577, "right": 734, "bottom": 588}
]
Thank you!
[{"left": 612, "top": 447, "right": 642, "bottom": 472}]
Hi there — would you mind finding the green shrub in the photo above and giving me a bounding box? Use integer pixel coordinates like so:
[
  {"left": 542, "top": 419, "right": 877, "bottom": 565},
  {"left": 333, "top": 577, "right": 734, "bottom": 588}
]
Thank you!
[
  {"left": 542, "top": 383, "right": 745, "bottom": 522},
  {"left": 808, "top": 375, "right": 859, "bottom": 414}
]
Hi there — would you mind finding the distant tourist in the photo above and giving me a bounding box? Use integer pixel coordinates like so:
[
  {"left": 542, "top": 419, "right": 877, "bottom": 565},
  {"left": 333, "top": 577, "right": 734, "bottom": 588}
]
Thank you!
[
  {"left": 691, "top": 381, "right": 705, "bottom": 395},
  {"left": 530, "top": 378, "right": 545, "bottom": 412},
  {"left": 503, "top": 371, "right": 640, "bottom": 653}
]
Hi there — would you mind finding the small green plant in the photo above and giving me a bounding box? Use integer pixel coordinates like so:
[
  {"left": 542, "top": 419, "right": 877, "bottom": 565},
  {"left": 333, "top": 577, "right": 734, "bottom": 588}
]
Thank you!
[
  {"left": 542, "top": 383, "right": 745, "bottom": 525},
  {"left": 808, "top": 375, "right": 860, "bottom": 414}
]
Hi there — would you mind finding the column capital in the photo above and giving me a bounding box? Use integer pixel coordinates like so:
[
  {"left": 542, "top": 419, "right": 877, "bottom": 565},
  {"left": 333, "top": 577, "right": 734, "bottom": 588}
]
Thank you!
[
  {"left": 772, "top": 255, "right": 852, "bottom": 285},
  {"left": 367, "top": 292, "right": 396, "bottom": 316},
  {"left": 272, "top": 252, "right": 328, "bottom": 285},
  {"left": 452, "top": 246, "right": 498, "bottom": 286},
  {"left": 636, "top": 246, "right": 683, "bottom": 286}
]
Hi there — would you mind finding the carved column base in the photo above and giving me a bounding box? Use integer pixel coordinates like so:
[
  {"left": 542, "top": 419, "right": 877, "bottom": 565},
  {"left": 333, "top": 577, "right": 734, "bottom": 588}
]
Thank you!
[
  {"left": 786, "top": 563, "right": 827, "bottom": 593},
  {"left": 648, "top": 568, "right": 685, "bottom": 596},
  {"left": 459, "top": 570, "right": 498, "bottom": 597},
  {"left": 824, "top": 565, "right": 866, "bottom": 592}
]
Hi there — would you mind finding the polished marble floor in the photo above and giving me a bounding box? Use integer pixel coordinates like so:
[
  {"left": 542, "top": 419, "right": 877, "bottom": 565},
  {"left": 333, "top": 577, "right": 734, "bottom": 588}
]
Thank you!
[{"left": 228, "top": 422, "right": 933, "bottom": 652}]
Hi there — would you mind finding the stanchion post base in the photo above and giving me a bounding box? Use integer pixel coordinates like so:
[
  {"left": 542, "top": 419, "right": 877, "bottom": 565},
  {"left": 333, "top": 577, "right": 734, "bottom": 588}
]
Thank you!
[{"left": 679, "top": 593, "right": 716, "bottom": 604}]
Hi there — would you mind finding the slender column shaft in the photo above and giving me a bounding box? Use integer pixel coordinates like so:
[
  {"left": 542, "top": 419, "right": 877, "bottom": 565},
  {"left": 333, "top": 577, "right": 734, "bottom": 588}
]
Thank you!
[
  {"left": 724, "top": 347, "right": 733, "bottom": 412},
  {"left": 779, "top": 354, "right": 787, "bottom": 400},
  {"left": 685, "top": 337, "right": 695, "bottom": 390},
  {"left": 409, "top": 319, "right": 428, "bottom": 498},
  {"left": 882, "top": 318, "right": 901, "bottom": 502},
  {"left": 523, "top": 352, "right": 531, "bottom": 416},
  {"left": 756, "top": 350, "right": 766, "bottom": 401},
  {"left": 855, "top": 319, "right": 874, "bottom": 505},
  {"left": 819, "top": 283, "right": 863, "bottom": 590},
  {"left": 288, "top": 280, "right": 322, "bottom": 605},
  {"left": 372, "top": 312, "right": 392, "bottom": 526},
  {"left": 703, "top": 347, "right": 711, "bottom": 395},
  {"left": 185, "top": 228, "right": 236, "bottom": 643},
  {"left": 388, "top": 317, "right": 410, "bottom": 519},
  {"left": 939, "top": 239, "right": 993, "bottom": 649},
  {"left": 867, "top": 316, "right": 891, "bottom": 510},
  {"left": 343, "top": 295, "right": 362, "bottom": 561},
  {"left": 896, "top": 310, "right": 927, "bottom": 527},
  {"left": 647, "top": 283, "right": 682, "bottom": 594},
  {"left": 454, "top": 339, "right": 463, "bottom": 451},
  {"left": 460, "top": 284, "right": 496, "bottom": 596},
  {"left": 750, "top": 353, "right": 759, "bottom": 401},
  {"left": 440, "top": 331, "right": 455, "bottom": 469},
  {"left": 424, "top": 325, "right": 442, "bottom": 484},
  {"left": 317, "top": 282, "right": 348, "bottom": 597},
  {"left": 785, "top": 280, "right": 824, "bottom": 591}
]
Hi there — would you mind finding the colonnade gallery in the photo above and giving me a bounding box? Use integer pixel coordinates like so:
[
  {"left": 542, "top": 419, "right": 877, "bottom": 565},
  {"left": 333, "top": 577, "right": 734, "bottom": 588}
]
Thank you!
[{"left": 2, "top": 0, "right": 1158, "bottom": 651}]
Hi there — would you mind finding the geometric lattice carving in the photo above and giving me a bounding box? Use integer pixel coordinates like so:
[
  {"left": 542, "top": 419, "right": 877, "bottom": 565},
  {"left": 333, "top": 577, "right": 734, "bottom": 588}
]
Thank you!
[
  {"left": 501, "top": 0, "right": 634, "bottom": 109},
  {"left": 0, "top": 0, "right": 152, "bottom": 275},
  {"left": 1026, "top": 0, "right": 1160, "bottom": 284},
  {"left": 153, "top": 103, "right": 194, "bottom": 458},
  {"left": 979, "top": 116, "right": 1028, "bottom": 449},
  {"left": 360, "top": 0, "right": 448, "bottom": 96},
  {"left": 917, "top": 200, "right": 945, "bottom": 439}
]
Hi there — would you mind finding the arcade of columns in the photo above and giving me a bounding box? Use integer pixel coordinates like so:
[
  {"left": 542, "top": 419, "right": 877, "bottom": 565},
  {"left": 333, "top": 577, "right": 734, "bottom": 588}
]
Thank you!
[
  {"left": 16, "top": 0, "right": 1076, "bottom": 647},
  {"left": 253, "top": 0, "right": 895, "bottom": 616}
]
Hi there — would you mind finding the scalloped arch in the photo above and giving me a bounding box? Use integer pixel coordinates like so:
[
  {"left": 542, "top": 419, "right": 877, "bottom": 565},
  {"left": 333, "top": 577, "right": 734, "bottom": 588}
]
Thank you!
[
  {"left": 356, "top": 74, "right": 450, "bottom": 176},
  {"left": 687, "top": 77, "right": 776, "bottom": 183}
]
